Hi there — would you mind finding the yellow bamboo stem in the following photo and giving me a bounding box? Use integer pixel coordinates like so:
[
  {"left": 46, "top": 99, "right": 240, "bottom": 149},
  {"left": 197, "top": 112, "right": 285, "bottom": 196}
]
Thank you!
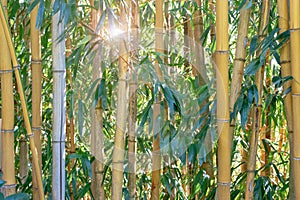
[
  {"left": 229, "top": 0, "right": 251, "bottom": 118},
  {"left": 19, "top": 136, "right": 28, "bottom": 184},
  {"left": 278, "top": 0, "right": 294, "bottom": 197},
  {"left": 194, "top": 0, "right": 208, "bottom": 85},
  {"left": 30, "top": 2, "right": 43, "bottom": 199},
  {"left": 111, "top": 0, "right": 130, "bottom": 198},
  {"left": 128, "top": 0, "right": 139, "bottom": 199},
  {"left": 229, "top": 2, "right": 251, "bottom": 174},
  {"left": 215, "top": 0, "right": 230, "bottom": 199},
  {"left": 0, "top": 1, "right": 15, "bottom": 196},
  {"left": 209, "top": 0, "right": 215, "bottom": 44},
  {"left": 290, "top": 0, "right": 300, "bottom": 198},
  {"left": 0, "top": 3, "right": 44, "bottom": 199},
  {"left": 151, "top": 1, "right": 163, "bottom": 200},
  {"left": 90, "top": 1, "right": 105, "bottom": 199}
]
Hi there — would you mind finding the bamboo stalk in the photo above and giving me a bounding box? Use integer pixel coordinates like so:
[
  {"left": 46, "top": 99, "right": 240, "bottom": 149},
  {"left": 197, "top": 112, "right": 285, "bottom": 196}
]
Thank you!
[
  {"left": 182, "top": 8, "right": 192, "bottom": 197},
  {"left": 261, "top": 58, "right": 271, "bottom": 177},
  {"left": 245, "top": 1, "right": 270, "bottom": 199},
  {"left": 194, "top": 0, "right": 208, "bottom": 85},
  {"left": 0, "top": 3, "right": 44, "bottom": 199},
  {"left": 290, "top": 0, "right": 300, "bottom": 199},
  {"left": 150, "top": 1, "right": 163, "bottom": 200},
  {"left": 215, "top": 0, "right": 230, "bottom": 199},
  {"left": 30, "top": 2, "right": 43, "bottom": 199},
  {"left": 229, "top": 2, "right": 251, "bottom": 174},
  {"left": 90, "top": 1, "right": 105, "bottom": 199},
  {"left": 51, "top": 3, "right": 66, "bottom": 199},
  {"left": 276, "top": 124, "right": 285, "bottom": 183},
  {"left": 128, "top": 72, "right": 137, "bottom": 200},
  {"left": 278, "top": 0, "right": 294, "bottom": 198},
  {"left": 209, "top": 0, "right": 215, "bottom": 45},
  {"left": 229, "top": 0, "right": 251, "bottom": 122},
  {"left": 65, "top": 36, "right": 76, "bottom": 200},
  {"left": 263, "top": 91, "right": 271, "bottom": 177},
  {"left": 0, "top": 1, "right": 16, "bottom": 196},
  {"left": 19, "top": 136, "right": 28, "bottom": 184},
  {"left": 111, "top": 0, "right": 130, "bottom": 198},
  {"left": 128, "top": 0, "right": 139, "bottom": 199},
  {"left": 194, "top": 0, "right": 213, "bottom": 180}
]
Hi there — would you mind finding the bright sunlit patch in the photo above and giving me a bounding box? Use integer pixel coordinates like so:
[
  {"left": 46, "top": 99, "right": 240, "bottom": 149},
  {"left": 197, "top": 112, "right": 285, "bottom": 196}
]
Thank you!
[{"left": 110, "top": 28, "right": 124, "bottom": 38}]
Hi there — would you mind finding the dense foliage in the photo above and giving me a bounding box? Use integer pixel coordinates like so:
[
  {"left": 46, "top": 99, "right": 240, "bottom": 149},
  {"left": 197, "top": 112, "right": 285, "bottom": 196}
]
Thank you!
[{"left": 0, "top": 0, "right": 295, "bottom": 199}]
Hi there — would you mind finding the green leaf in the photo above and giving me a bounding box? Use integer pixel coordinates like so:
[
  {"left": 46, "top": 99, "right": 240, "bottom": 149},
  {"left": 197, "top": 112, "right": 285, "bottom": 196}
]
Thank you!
[
  {"left": 161, "top": 84, "right": 175, "bottom": 117},
  {"left": 87, "top": 78, "right": 101, "bottom": 101},
  {"left": 244, "top": 59, "right": 260, "bottom": 75},
  {"left": 237, "top": 0, "right": 246, "bottom": 10},
  {"left": 5, "top": 193, "right": 30, "bottom": 200},
  {"left": 161, "top": 174, "right": 172, "bottom": 195},
  {"left": 272, "top": 163, "right": 285, "bottom": 184},
  {"left": 27, "top": 0, "right": 39, "bottom": 14},
  {"left": 249, "top": 35, "right": 258, "bottom": 55},
  {"left": 188, "top": 144, "right": 197, "bottom": 164},
  {"left": 0, "top": 180, "right": 5, "bottom": 188},
  {"left": 96, "top": 11, "right": 107, "bottom": 34},
  {"left": 82, "top": 157, "right": 93, "bottom": 177},
  {"left": 78, "top": 100, "right": 84, "bottom": 137},
  {"left": 76, "top": 183, "right": 91, "bottom": 199},
  {"left": 200, "top": 26, "right": 210, "bottom": 45},
  {"left": 245, "top": 0, "right": 252, "bottom": 10}
]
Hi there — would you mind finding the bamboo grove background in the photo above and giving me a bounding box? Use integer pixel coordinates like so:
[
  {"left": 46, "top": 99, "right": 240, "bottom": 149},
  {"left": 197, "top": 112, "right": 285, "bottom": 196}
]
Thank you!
[{"left": 0, "top": 0, "right": 299, "bottom": 199}]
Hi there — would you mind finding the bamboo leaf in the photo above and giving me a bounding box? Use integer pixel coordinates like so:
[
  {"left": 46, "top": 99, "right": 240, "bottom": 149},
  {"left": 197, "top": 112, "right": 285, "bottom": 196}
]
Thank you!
[
  {"left": 245, "top": 0, "right": 252, "bottom": 10},
  {"left": 237, "top": 0, "right": 246, "bottom": 10},
  {"left": 188, "top": 144, "right": 197, "bottom": 164},
  {"left": 249, "top": 35, "right": 258, "bottom": 55},
  {"left": 161, "top": 174, "right": 172, "bottom": 195},
  {"left": 272, "top": 163, "right": 285, "bottom": 184},
  {"left": 78, "top": 100, "right": 84, "bottom": 137},
  {"left": 0, "top": 180, "right": 5, "bottom": 188},
  {"left": 87, "top": 78, "right": 101, "bottom": 101},
  {"left": 283, "top": 86, "right": 292, "bottom": 96},
  {"left": 76, "top": 183, "right": 91, "bottom": 199},
  {"left": 200, "top": 25, "right": 211, "bottom": 45},
  {"left": 36, "top": 0, "right": 45, "bottom": 28},
  {"left": 27, "top": 0, "right": 39, "bottom": 14},
  {"left": 5, "top": 193, "right": 30, "bottom": 200},
  {"left": 244, "top": 59, "right": 260, "bottom": 75},
  {"left": 161, "top": 84, "right": 175, "bottom": 117},
  {"left": 96, "top": 11, "right": 107, "bottom": 34}
]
